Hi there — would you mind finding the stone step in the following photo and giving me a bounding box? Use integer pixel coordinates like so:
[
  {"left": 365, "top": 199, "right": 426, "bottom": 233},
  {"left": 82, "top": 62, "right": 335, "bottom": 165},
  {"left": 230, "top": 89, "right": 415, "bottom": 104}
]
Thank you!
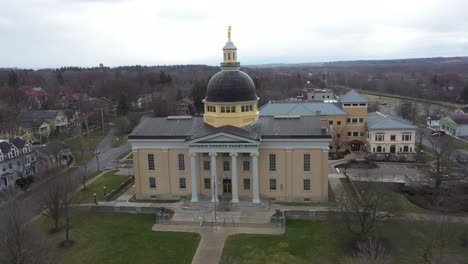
[{"left": 165, "top": 220, "right": 279, "bottom": 229}]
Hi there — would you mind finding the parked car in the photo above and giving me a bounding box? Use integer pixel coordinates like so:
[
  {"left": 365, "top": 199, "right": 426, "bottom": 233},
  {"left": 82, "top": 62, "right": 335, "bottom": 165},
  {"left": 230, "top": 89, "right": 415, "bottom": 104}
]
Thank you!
[
  {"left": 455, "top": 155, "right": 468, "bottom": 164},
  {"left": 431, "top": 130, "right": 446, "bottom": 136}
]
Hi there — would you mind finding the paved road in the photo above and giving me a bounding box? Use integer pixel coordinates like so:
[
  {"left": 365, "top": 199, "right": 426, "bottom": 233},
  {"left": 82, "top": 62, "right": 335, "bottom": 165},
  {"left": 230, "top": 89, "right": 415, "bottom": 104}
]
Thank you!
[{"left": 1, "top": 128, "right": 130, "bottom": 221}]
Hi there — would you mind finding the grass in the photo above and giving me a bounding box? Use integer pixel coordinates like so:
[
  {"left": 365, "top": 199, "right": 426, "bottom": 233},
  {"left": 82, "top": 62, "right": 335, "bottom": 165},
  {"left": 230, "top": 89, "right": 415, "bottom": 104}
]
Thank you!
[
  {"left": 75, "top": 170, "right": 131, "bottom": 203},
  {"left": 222, "top": 220, "right": 468, "bottom": 264},
  {"left": 128, "top": 195, "right": 180, "bottom": 203},
  {"left": 65, "top": 125, "right": 112, "bottom": 166},
  {"left": 364, "top": 94, "right": 401, "bottom": 103},
  {"left": 112, "top": 135, "right": 128, "bottom": 148},
  {"left": 42, "top": 210, "right": 200, "bottom": 264}
]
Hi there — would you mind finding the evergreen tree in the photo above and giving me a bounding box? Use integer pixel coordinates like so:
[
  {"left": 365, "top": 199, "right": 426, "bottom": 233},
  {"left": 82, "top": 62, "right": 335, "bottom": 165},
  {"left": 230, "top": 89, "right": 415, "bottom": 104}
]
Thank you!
[
  {"left": 159, "top": 71, "right": 167, "bottom": 84},
  {"left": 7, "top": 71, "right": 18, "bottom": 88},
  {"left": 57, "top": 72, "right": 65, "bottom": 86},
  {"left": 176, "top": 88, "right": 183, "bottom": 101},
  {"left": 117, "top": 94, "right": 129, "bottom": 116}
]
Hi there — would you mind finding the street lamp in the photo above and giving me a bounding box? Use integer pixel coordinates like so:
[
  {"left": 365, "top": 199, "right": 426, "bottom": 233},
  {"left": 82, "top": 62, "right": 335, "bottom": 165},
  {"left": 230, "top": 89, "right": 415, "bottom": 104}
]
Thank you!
[
  {"left": 93, "top": 193, "right": 97, "bottom": 204},
  {"left": 103, "top": 186, "right": 106, "bottom": 196},
  {"left": 93, "top": 151, "right": 101, "bottom": 172},
  {"left": 344, "top": 161, "right": 348, "bottom": 175}
]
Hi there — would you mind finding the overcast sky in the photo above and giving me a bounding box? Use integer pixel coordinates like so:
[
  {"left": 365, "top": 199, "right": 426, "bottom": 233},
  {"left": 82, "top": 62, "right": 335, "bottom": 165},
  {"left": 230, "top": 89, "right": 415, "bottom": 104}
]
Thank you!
[{"left": 1, "top": 0, "right": 467, "bottom": 68}]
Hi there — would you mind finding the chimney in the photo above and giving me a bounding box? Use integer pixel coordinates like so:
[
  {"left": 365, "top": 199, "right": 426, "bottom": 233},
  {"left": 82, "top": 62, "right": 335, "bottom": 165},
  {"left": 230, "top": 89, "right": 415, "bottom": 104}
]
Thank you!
[{"left": 302, "top": 89, "right": 309, "bottom": 100}]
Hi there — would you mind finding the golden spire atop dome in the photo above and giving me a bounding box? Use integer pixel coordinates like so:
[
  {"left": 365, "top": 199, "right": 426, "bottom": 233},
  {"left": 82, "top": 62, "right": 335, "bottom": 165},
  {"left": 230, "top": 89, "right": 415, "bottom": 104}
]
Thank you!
[{"left": 228, "top": 25, "right": 232, "bottom": 41}]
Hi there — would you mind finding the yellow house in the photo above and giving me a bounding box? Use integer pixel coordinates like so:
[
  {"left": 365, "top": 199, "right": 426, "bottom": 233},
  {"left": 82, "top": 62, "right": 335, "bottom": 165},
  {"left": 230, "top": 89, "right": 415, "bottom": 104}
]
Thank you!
[{"left": 129, "top": 28, "right": 332, "bottom": 203}]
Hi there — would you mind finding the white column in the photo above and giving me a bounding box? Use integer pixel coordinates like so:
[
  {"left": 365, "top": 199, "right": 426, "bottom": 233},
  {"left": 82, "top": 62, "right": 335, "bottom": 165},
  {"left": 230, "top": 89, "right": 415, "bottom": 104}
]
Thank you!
[
  {"left": 251, "top": 152, "right": 260, "bottom": 204},
  {"left": 209, "top": 152, "right": 219, "bottom": 202},
  {"left": 190, "top": 152, "right": 198, "bottom": 202},
  {"left": 230, "top": 152, "right": 239, "bottom": 203}
]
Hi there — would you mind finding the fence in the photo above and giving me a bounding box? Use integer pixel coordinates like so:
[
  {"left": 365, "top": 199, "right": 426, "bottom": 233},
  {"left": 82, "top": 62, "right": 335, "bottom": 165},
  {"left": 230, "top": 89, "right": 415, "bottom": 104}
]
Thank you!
[{"left": 104, "top": 176, "right": 134, "bottom": 201}]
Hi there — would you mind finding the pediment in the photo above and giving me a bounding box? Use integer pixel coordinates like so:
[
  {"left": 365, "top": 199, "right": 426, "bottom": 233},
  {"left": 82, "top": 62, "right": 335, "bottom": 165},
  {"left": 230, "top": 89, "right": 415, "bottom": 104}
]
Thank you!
[{"left": 189, "top": 132, "right": 259, "bottom": 144}]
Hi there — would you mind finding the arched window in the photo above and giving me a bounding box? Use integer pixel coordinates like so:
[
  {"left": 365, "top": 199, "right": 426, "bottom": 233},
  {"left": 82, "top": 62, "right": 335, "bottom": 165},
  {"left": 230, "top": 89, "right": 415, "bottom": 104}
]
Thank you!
[
  {"left": 403, "top": 146, "right": 409, "bottom": 152},
  {"left": 376, "top": 146, "right": 382, "bottom": 152},
  {"left": 233, "top": 53, "right": 236, "bottom": 60},
  {"left": 228, "top": 53, "right": 231, "bottom": 60}
]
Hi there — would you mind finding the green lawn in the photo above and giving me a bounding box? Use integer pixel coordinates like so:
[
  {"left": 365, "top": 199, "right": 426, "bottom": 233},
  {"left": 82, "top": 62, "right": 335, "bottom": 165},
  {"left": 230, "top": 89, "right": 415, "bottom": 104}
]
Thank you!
[
  {"left": 112, "top": 135, "right": 128, "bottom": 148},
  {"left": 222, "top": 220, "right": 468, "bottom": 264},
  {"left": 44, "top": 211, "right": 200, "bottom": 264},
  {"left": 364, "top": 94, "right": 401, "bottom": 103},
  {"left": 66, "top": 125, "right": 112, "bottom": 166},
  {"left": 75, "top": 171, "right": 131, "bottom": 203}
]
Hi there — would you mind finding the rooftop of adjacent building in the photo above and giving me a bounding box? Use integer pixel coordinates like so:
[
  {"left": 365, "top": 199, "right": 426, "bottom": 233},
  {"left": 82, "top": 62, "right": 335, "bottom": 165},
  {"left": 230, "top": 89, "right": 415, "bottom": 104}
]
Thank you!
[
  {"left": 339, "top": 89, "right": 369, "bottom": 103},
  {"left": 259, "top": 100, "right": 347, "bottom": 116},
  {"left": 367, "top": 112, "right": 417, "bottom": 130}
]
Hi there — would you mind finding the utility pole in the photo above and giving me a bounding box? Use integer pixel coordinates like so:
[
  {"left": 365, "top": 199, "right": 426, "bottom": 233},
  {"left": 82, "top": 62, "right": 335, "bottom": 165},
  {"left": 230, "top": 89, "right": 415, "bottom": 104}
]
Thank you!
[{"left": 101, "top": 108, "right": 105, "bottom": 136}]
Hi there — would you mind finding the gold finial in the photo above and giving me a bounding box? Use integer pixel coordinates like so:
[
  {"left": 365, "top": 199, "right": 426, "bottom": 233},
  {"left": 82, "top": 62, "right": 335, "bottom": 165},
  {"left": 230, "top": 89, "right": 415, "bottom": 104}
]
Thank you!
[{"left": 228, "top": 25, "right": 232, "bottom": 41}]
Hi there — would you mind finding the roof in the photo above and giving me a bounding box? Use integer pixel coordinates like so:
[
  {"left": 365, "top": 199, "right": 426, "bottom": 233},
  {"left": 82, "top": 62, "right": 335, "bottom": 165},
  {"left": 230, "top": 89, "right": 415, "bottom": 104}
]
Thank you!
[
  {"left": 0, "top": 137, "right": 27, "bottom": 155},
  {"left": 340, "top": 89, "right": 369, "bottom": 103},
  {"left": 18, "top": 120, "right": 48, "bottom": 129},
  {"left": 128, "top": 116, "right": 330, "bottom": 140},
  {"left": 450, "top": 115, "right": 468, "bottom": 125},
  {"left": 17, "top": 110, "right": 61, "bottom": 122},
  {"left": 367, "top": 112, "right": 417, "bottom": 130},
  {"left": 36, "top": 142, "right": 69, "bottom": 155},
  {"left": 177, "top": 97, "right": 194, "bottom": 104},
  {"left": 259, "top": 101, "right": 347, "bottom": 116},
  {"left": 205, "top": 70, "right": 258, "bottom": 103},
  {"left": 223, "top": 41, "right": 237, "bottom": 50}
]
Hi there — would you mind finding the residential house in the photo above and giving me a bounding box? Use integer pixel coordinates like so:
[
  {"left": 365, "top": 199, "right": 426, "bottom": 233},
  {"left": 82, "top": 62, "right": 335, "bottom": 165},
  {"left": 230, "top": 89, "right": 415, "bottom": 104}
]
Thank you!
[
  {"left": 175, "top": 97, "right": 194, "bottom": 115},
  {"left": 24, "top": 87, "right": 48, "bottom": 110},
  {"left": 17, "top": 110, "right": 69, "bottom": 134},
  {"left": 440, "top": 115, "right": 468, "bottom": 137},
  {"left": 427, "top": 115, "right": 441, "bottom": 128},
  {"left": 366, "top": 112, "right": 417, "bottom": 160},
  {"left": 0, "top": 122, "right": 34, "bottom": 142},
  {"left": 36, "top": 141, "right": 73, "bottom": 170},
  {"left": 301, "top": 88, "right": 337, "bottom": 102},
  {"left": 0, "top": 138, "right": 37, "bottom": 190}
]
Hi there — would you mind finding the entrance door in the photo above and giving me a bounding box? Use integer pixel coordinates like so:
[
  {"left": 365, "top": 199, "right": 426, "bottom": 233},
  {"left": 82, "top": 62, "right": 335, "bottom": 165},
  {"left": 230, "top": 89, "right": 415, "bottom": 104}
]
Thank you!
[
  {"left": 223, "top": 179, "right": 232, "bottom": 194},
  {"left": 351, "top": 143, "right": 361, "bottom": 151},
  {"left": 390, "top": 145, "right": 396, "bottom": 153}
]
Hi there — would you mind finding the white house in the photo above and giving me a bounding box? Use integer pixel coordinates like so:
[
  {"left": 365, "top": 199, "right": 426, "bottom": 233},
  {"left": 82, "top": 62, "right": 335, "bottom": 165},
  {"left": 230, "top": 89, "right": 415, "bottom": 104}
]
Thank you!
[{"left": 366, "top": 112, "right": 417, "bottom": 155}]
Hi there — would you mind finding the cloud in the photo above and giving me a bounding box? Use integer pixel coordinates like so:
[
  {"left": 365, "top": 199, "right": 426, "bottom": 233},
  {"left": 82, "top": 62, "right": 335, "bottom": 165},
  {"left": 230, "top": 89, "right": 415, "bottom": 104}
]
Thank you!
[{"left": 0, "top": 0, "right": 467, "bottom": 68}]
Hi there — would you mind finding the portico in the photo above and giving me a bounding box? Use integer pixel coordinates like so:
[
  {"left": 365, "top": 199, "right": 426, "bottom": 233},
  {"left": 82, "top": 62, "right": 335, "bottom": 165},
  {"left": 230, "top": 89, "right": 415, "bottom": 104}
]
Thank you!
[{"left": 188, "top": 142, "right": 260, "bottom": 204}]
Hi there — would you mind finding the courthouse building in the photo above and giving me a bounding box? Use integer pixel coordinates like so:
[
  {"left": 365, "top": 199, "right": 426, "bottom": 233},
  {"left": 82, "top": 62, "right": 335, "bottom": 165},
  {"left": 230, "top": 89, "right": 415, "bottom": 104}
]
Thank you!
[{"left": 128, "top": 30, "right": 332, "bottom": 203}]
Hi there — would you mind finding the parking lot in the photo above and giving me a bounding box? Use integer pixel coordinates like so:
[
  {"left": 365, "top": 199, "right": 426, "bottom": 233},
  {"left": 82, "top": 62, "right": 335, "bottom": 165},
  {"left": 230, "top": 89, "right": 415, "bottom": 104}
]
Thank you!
[{"left": 343, "top": 162, "right": 421, "bottom": 183}]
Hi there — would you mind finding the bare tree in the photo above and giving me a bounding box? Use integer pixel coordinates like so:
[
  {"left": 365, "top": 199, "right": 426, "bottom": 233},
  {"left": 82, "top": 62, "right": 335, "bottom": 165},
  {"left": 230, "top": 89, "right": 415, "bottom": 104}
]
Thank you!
[
  {"left": 335, "top": 171, "right": 401, "bottom": 238},
  {"left": 367, "top": 101, "right": 380, "bottom": 113},
  {"left": 0, "top": 193, "right": 58, "bottom": 264},
  {"left": 425, "top": 136, "right": 460, "bottom": 192},
  {"left": 332, "top": 125, "right": 346, "bottom": 155},
  {"left": 345, "top": 237, "right": 393, "bottom": 264},
  {"left": 38, "top": 168, "right": 64, "bottom": 232}
]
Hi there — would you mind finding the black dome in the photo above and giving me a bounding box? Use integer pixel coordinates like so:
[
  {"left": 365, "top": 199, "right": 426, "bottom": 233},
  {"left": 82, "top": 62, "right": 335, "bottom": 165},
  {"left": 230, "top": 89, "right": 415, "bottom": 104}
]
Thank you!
[{"left": 205, "top": 70, "right": 257, "bottom": 102}]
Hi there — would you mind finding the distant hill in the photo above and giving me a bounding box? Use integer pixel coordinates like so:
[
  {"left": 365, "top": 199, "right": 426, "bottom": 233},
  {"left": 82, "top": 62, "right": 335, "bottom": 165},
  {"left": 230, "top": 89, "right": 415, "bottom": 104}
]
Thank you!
[{"left": 245, "top": 56, "right": 468, "bottom": 68}]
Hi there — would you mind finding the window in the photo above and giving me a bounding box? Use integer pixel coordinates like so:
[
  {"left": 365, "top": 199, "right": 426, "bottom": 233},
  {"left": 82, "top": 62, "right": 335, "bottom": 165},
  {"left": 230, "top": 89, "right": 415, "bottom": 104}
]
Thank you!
[
  {"left": 352, "top": 118, "right": 358, "bottom": 123},
  {"left": 337, "top": 121, "right": 341, "bottom": 125},
  {"left": 178, "top": 154, "right": 185, "bottom": 170},
  {"left": 221, "top": 106, "right": 226, "bottom": 113},
  {"left": 304, "top": 179, "right": 311, "bottom": 191},
  {"left": 353, "top": 132, "right": 359, "bottom": 136},
  {"left": 269, "top": 154, "right": 276, "bottom": 171},
  {"left": 147, "top": 154, "right": 155, "bottom": 171},
  {"left": 243, "top": 178, "right": 250, "bottom": 190},
  {"left": 344, "top": 103, "right": 351, "bottom": 107},
  {"left": 204, "top": 178, "right": 211, "bottom": 189},
  {"left": 8, "top": 163, "right": 12, "bottom": 169},
  {"left": 233, "top": 53, "right": 236, "bottom": 60},
  {"left": 375, "top": 134, "right": 384, "bottom": 141},
  {"left": 228, "top": 53, "right": 231, "bottom": 60},
  {"left": 376, "top": 146, "right": 382, "bottom": 152},
  {"left": 358, "top": 118, "right": 364, "bottom": 123},
  {"left": 230, "top": 106, "right": 236, "bottom": 112},
  {"left": 359, "top": 132, "right": 365, "bottom": 137},
  {"left": 179, "top": 178, "right": 186, "bottom": 189},
  {"left": 203, "top": 160, "right": 210, "bottom": 170},
  {"left": 269, "top": 179, "right": 277, "bottom": 190},
  {"left": 403, "top": 146, "right": 409, "bottom": 152},
  {"left": 359, "top": 103, "right": 367, "bottom": 106},
  {"left": 243, "top": 160, "right": 250, "bottom": 171},
  {"left": 348, "top": 132, "right": 352, "bottom": 136},
  {"left": 149, "top": 177, "right": 156, "bottom": 189},
  {"left": 390, "top": 135, "right": 396, "bottom": 141},
  {"left": 328, "top": 120, "right": 333, "bottom": 125},
  {"left": 207, "top": 105, "right": 216, "bottom": 112},
  {"left": 223, "top": 160, "right": 230, "bottom": 171},
  {"left": 304, "top": 154, "right": 311, "bottom": 171},
  {"left": 347, "top": 118, "right": 351, "bottom": 123},
  {"left": 402, "top": 134, "right": 412, "bottom": 141},
  {"left": 352, "top": 104, "right": 358, "bottom": 106}
]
